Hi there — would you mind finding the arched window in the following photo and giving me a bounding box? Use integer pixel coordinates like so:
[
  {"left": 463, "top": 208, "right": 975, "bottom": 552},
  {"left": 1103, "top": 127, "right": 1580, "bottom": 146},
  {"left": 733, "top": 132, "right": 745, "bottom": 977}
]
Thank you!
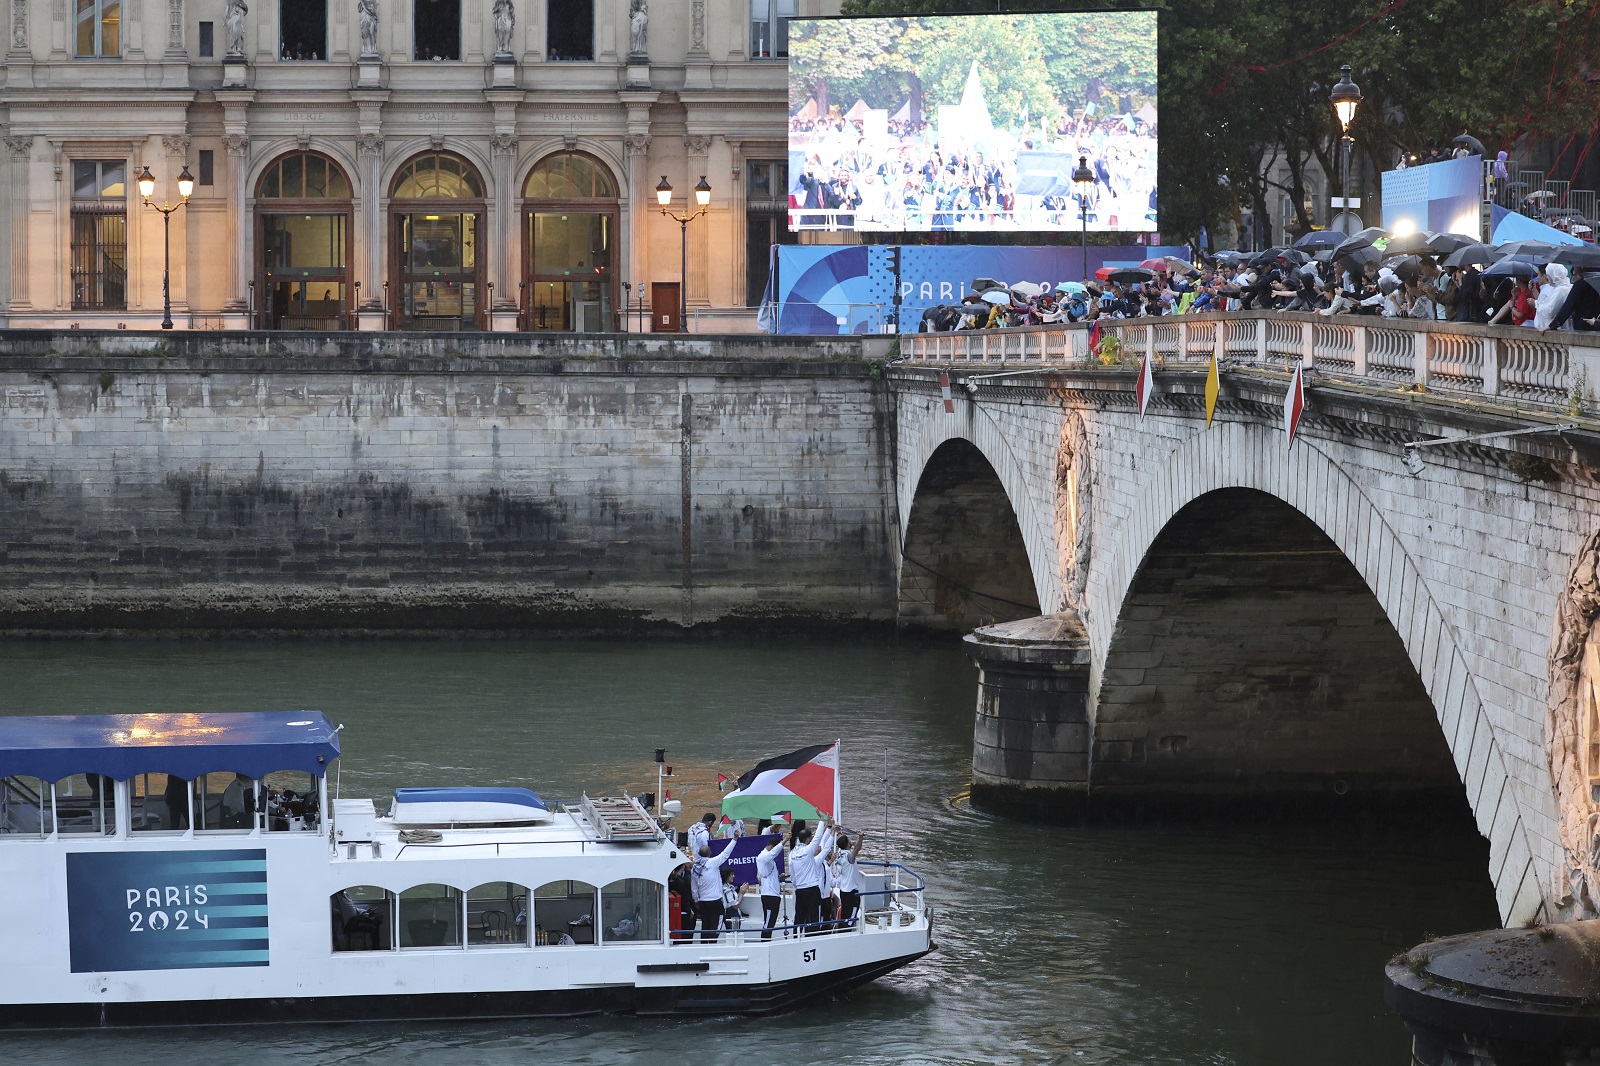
[
  {"left": 399, "top": 883, "right": 462, "bottom": 948},
  {"left": 522, "top": 152, "right": 619, "bottom": 332},
  {"left": 600, "top": 879, "right": 662, "bottom": 944},
  {"left": 257, "top": 151, "right": 352, "bottom": 199},
  {"left": 532, "top": 880, "right": 598, "bottom": 945},
  {"left": 255, "top": 151, "right": 353, "bottom": 331},
  {"left": 467, "top": 882, "right": 528, "bottom": 946},
  {"left": 524, "top": 152, "right": 618, "bottom": 199},
  {"left": 391, "top": 152, "right": 484, "bottom": 199},
  {"left": 331, "top": 886, "right": 394, "bottom": 951}
]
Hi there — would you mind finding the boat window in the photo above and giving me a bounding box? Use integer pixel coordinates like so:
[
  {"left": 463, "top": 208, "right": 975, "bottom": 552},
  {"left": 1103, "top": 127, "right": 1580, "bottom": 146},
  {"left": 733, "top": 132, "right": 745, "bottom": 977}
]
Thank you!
[
  {"left": 532, "top": 880, "right": 598, "bottom": 946},
  {"left": 194, "top": 772, "right": 258, "bottom": 831},
  {"left": 600, "top": 880, "right": 662, "bottom": 945},
  {"left": 262, "top": 770, "right": 320, "bottom": 832},
  {"left": 466, "top": 882, "right": 527, "bottom": 947},
  {"left": 399, "top": 884, "right": 462, "bottom": 949},
  {"left": 53, "top": 774, "right": 114, "bottom": 835},
  {"left": 129, "top": 772, "right": 190, "bottom": 832},
  {"left": 331, "top": 886, "right": 393, "bottom": 951},
  {"left": 1, "top": 775, "right": 52, "bottom": 836}
]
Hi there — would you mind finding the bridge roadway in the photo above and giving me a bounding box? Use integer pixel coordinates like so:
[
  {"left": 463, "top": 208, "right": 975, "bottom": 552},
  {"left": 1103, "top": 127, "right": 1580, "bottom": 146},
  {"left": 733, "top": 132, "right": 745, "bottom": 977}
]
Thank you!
[{"left": 893, "top": 312, "right": 1600, "bottom": 928}]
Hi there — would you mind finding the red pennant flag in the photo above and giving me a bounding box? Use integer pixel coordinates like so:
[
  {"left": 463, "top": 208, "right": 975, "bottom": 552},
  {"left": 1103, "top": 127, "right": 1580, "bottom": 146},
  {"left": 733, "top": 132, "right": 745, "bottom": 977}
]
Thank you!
[
  {"left": 1136, "top": 354, "right": 1154, "bottom": 417},
  {"left": 1283, "top": 364, "right": 1306, "bottom": 446},
  {"left": 938, "top": 371, "right": 955, "bottom": 413},
  {"left": 663, "top": 789, "right": 672, "bottom": 801}
]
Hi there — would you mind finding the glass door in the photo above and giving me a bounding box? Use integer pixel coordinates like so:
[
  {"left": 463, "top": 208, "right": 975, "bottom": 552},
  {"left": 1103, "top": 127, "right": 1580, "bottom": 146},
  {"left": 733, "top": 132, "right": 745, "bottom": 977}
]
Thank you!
[
  {"left": 397, "top": 212, "right": 481, "bottom": 329},
  {"left": 260, "top": 213, "right": 350, "bottom": 330},
  {"left": 525, "top": 210, "right": 614, "bottom": 331}
]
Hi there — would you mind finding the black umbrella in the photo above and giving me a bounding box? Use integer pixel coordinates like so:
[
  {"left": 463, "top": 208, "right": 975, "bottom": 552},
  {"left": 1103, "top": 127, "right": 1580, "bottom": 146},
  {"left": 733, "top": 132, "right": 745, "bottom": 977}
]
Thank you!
[
  {"left": 1450, "top": 134, "right": 1487, "bottom": 156},
  {"left": 1426, "top": 232, "right": 1479, "bottom": 256},
  {"left": 969, "top": 277, "right": 1005, "bottom": 294},
  {"left": 1480, "top": 258, "right": 1538, "bottom": 280},
  {"left": 1552, "top": 244, "right": 1600, "bottom": 269},
  {"left": 1386, "top": 255, "right": 1423, "bottom": 282},
  {"left": 1278, "top": 248, "right": 1310, "bottom": 266},
  {"left": 1442, "top": 243, "right": 1499, "bottom": 268},
  {"left": 1335, "top": 245, "right": 1382, "bottom": 268},
  {"left": 1293, "top": 230, "right": 1344, "bottom": 252},
  {"left": 1332, "top": 227, "right": 1388, "bottom": 259},
  {"left": 1106, "top": 267, "right": 1156, "bottom": 285},
  {"left": 1383, "top": 231, "right": 1436, "bottom": 257},
  {"left": 1249, "top": 247, "right": 1287, "bottom": 267},
  {"left": 1494, "top": 239, "right": 1559, "bottom": 257}
]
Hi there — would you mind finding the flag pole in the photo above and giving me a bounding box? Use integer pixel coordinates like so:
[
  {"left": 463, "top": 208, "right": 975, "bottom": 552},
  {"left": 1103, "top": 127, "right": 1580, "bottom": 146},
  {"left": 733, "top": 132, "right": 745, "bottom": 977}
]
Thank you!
[
  {"left": 833, "top": 738, "right": 842, "bottom": 827},
  {"left": 882, "top": 747, "right": 890, "bottom": 865}
]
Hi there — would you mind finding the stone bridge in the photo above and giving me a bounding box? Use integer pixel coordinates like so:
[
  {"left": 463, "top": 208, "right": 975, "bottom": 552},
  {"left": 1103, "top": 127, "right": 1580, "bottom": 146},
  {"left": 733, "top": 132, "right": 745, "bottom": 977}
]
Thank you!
[{"left": 892, "top": 312, "right": 1600, "bottom": 928}]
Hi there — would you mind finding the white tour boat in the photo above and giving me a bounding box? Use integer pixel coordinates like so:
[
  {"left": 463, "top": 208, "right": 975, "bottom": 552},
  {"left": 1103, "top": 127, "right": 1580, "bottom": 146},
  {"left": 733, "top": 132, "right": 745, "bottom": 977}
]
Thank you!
[{"left": 0, "top": 711, "right": 933, "bottom": 1028}]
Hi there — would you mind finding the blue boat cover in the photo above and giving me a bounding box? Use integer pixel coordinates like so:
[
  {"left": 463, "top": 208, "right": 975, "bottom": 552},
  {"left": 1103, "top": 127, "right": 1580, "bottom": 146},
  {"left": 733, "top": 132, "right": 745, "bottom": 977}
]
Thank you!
[
  {"left": 0, "top": 712, "right": 340, "bottom": 782},
  {"left": 394, "top": 787, "right": 548, "bottom": 811}
]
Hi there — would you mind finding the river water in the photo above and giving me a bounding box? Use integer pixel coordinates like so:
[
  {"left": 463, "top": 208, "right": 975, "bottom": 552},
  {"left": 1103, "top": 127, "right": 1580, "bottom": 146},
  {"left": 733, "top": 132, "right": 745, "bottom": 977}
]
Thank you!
[{"left": 2, "top": 637, "right": 1498, "bottom": 1065}]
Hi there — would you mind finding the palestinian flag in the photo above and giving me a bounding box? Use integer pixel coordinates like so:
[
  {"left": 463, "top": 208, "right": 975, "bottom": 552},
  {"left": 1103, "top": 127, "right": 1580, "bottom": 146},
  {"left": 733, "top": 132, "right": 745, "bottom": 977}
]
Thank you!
[
  {"left": 717, "top": 773, "right": 730, "bottom": 792},
  {"left": 721, "top": 742, "right": 840, "bottom": 821}
]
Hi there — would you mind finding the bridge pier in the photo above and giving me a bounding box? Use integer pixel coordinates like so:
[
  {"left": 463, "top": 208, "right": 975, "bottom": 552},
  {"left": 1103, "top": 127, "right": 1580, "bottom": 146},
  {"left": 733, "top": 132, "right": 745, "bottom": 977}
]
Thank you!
[{"left": 966, "top": 612, "right": 1092, "bottom": 817}]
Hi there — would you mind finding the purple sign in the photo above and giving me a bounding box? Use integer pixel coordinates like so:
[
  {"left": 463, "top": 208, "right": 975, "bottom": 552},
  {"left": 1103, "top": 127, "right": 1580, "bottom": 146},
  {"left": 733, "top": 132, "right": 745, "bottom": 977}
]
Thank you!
[{"left": 707, "top": 834, "right": 785, "bottom": 888}]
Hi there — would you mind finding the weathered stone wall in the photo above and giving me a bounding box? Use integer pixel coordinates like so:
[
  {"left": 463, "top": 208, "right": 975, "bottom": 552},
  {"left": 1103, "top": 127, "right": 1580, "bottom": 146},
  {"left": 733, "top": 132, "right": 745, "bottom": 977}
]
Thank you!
[
  {"left": 0, "top": 332, "right": 897, "bottom": 632},
  {"left": 893, "top": 365, "right": 1600, "bottom": 925}
]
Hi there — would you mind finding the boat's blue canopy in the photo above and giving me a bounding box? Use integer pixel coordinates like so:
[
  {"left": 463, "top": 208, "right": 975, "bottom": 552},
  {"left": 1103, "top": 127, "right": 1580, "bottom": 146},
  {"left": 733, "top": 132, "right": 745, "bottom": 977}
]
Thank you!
[
  {"left": 394, "top": 787, "right": 548, "bottom": 810},
  {"left": 0, "top": 712, "right": 340, "bottom": 782}
]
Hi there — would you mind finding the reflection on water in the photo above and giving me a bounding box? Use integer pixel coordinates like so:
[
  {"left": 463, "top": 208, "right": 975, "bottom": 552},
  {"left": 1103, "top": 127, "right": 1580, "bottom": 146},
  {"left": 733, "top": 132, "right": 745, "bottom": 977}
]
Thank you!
[{"left": 0, "top": 638, "right": 1498, "bottom": 1065}]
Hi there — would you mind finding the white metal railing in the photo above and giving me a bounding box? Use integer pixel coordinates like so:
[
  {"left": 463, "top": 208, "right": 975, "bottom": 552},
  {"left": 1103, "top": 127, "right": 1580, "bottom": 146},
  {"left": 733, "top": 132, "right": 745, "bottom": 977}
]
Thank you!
[{"left": 898, "top": 311, "right": 1600, "bottom": 411}]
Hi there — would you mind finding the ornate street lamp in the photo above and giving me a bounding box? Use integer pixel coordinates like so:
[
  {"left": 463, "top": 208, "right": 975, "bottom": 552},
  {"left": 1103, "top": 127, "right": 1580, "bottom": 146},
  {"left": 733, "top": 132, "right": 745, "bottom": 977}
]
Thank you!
[
  {"left": 1329, "top": 64, "right": 1362, "bottom": 235},
  {"left": 1071, "top": 155, "right": 1095, "bottom": 282},
  {"left": 138, "top": 164, "right": 195, "bottom": 330},
  {"left": 657, "top": 175, "right": 712, "bottom": 332}
]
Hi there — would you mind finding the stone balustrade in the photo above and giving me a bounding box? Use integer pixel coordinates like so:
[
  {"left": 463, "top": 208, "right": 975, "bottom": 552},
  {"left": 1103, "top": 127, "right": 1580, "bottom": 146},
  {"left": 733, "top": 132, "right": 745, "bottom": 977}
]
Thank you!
[{"left": 901, "top": 311, "right": 1600, "bottom": 412}]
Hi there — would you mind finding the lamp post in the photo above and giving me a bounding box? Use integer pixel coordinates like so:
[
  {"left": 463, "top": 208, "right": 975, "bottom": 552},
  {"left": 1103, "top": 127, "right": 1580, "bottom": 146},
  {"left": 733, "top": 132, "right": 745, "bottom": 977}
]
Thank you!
[
  {"left": 1329, "top": 63, "right": 1362, "bottom": 235},
  {"left": 137, "top": 164, "right": 194, "bottom": 330},
  {"left": 1071, "top": 155, "right": 1095, "bottom": 282},
  {"left": 656, "top": 175, "right": 711, "bottom": 332}
]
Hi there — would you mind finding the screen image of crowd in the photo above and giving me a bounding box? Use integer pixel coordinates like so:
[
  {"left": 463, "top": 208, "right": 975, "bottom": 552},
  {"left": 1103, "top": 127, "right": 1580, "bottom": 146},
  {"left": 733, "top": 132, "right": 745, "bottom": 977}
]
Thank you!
[{"left": 786, "top": 12, "right": 1158, "bottom": 234}]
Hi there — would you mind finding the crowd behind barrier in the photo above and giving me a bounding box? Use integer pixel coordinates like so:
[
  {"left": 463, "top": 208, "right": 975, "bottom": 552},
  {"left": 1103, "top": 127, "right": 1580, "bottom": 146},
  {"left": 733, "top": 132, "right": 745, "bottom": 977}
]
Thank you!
[
  {"left": 901, "top": 309, "right": 1600, "bottom": 415},
  {"left": 910, "top": 232, "right": 1600, "bottom": 339}
]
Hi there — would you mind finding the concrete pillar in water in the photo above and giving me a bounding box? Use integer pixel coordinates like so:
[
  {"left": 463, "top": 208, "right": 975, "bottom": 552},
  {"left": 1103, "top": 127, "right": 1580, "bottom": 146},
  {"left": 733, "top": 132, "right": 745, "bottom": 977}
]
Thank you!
[{"left": 966, "top": 612, "right": 1091, "bottom": 818}]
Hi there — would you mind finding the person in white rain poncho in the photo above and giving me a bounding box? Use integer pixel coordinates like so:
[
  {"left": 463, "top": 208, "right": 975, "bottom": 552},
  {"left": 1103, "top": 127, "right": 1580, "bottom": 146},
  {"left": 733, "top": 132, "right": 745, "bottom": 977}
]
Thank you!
[{"left": 1534, "top": 263, "right": 1573, "bottom": 330}]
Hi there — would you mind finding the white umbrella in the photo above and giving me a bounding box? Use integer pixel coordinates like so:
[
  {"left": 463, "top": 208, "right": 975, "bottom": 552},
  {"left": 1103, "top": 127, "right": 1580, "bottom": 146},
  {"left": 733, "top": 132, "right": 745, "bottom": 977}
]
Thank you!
[{"left": 981, "top": 291, "right": 1011, "bottom": 305}]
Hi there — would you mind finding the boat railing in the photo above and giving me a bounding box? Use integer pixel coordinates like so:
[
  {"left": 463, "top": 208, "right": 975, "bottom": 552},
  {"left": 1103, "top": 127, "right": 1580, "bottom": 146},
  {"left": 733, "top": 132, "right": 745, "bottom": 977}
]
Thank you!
[{"left": 678, "top": 861, "right": 927, "bottom": 947}]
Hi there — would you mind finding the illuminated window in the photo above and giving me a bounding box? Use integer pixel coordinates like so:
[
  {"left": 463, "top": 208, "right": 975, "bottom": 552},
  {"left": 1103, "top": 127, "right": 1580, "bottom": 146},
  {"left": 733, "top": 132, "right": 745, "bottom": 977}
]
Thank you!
[
  {"left": 391, "top": 152, "right": 484, "bottom": 199},
  {"left": 70, "top": 160, "right": 126, "bottom": 312},
  {"left": 75, "top": 0, "right": 120, "bottom": 57}
]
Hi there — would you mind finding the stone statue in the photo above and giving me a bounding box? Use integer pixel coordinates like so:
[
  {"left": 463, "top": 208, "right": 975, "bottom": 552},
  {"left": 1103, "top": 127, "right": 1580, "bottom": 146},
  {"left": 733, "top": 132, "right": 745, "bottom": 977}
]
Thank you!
[
  {"left": 357, "top": 0, "right": 378, "bottom": 58},
  {"left": 627, "top": 0, "right": 647, "bottom": 60},
  {"left": 491, "top": 0, "right": 513, "bottom": 57},
  {"left": 224, "top": 0, "right": 246, "bottom": 57}
]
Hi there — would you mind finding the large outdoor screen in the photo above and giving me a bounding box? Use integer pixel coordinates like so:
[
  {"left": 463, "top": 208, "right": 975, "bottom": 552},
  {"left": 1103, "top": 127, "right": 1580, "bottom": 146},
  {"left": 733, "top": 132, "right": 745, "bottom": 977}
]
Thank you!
[{"left": 787, "top": 10, "right": 1158, "bottom": 234}]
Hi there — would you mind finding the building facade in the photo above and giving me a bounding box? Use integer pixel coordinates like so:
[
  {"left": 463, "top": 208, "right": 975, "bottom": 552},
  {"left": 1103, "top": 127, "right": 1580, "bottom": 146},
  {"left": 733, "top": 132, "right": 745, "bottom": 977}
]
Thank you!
[{"left": 0, "top": 0, "right": 823, "bottom": 331}]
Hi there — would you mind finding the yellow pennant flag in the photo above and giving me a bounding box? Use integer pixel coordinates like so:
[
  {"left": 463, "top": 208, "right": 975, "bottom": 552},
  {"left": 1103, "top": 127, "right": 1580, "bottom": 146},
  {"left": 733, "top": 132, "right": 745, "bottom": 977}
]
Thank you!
[{"left": 1204, "top": 354, "right": 1220, "bottom": 427}]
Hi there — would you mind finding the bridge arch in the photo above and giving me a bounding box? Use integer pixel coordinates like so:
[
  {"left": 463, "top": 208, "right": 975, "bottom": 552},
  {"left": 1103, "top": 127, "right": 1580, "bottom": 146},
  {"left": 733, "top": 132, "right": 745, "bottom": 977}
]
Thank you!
[
  {"left": 1088, "top": 419, "right": 1547, "bottom": 925},
  {"left": 902, "top": 398, "right": 1062, "bottom": 617},
  {"left": 897, "top": 403, "right": 1059, "bottom": 631}
]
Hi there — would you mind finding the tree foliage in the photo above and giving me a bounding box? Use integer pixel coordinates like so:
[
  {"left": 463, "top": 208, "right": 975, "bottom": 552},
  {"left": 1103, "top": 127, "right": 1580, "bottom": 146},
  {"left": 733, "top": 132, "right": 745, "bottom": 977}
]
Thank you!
[{"left": 790, "top": 13, "right": 1154, "bottom": 124}]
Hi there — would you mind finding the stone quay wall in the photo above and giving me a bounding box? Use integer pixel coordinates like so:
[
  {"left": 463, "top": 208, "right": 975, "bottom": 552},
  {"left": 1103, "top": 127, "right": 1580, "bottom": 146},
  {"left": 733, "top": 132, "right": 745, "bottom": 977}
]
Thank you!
[{"left": 0, "top": 332, "right": 897, "bottom": 633}]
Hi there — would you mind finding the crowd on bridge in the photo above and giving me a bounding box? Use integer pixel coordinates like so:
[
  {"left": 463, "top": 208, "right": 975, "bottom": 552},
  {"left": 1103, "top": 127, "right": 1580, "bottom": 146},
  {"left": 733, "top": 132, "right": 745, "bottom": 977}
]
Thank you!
[{"left": 916, "top": 229, "right": 1600, "bottom": 333}]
